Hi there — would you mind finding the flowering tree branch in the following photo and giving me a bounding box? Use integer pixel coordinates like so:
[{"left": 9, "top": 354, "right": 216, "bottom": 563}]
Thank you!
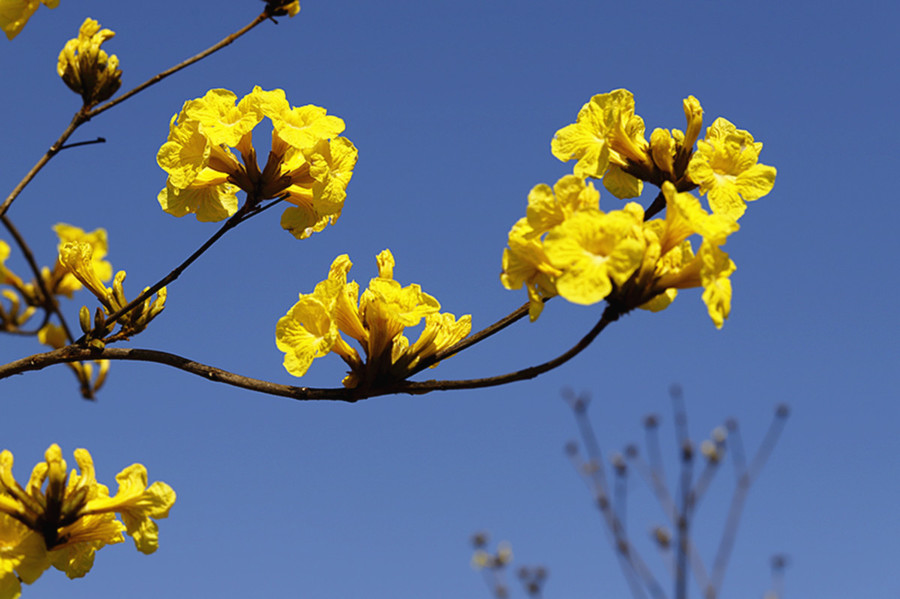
[
  {"left": 0, "top": 7, "right": 275, "bottom": 218},
  {"left": 0, "top": 303, "right": 621, "bottom": 402}
]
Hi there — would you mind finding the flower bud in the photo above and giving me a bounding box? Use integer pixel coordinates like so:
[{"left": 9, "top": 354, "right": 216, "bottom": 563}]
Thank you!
[{"left": 57, "top": 18, "right": 122, "bottom": 107}]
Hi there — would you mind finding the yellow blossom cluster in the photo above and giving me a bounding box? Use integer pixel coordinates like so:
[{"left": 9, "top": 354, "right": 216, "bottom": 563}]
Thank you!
[
  {"left": 276, "top": 250, "right": 471, "bottom": 388},
  {"left": 156, "top": 86, "right": 357, "bottom": 239},
  {"left": 0, "top": 445, "right": 175, "bottom": 599},
  {"left": 503, "top": 90, "right": 776, "bottom": 327},
  {"left": 0, "top": 0, "right": 58, "bottom": 41},
  {"left": 57, "top": 18, "right": 122, "bottom": 107}
]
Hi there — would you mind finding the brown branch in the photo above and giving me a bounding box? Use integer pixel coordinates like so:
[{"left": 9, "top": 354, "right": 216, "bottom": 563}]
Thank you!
[
  {"left": 394, "top": 304, "right": 622, "bottom": 395},
  {"left": 0, "top": 346, "right": 355, "bottom": 402},
  {"left": 1, "top": 304, "right": 623, "bottom": 402}
]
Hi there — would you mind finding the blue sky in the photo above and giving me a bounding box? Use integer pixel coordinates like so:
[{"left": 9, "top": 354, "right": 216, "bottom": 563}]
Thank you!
[{"left": 1, "top": 1, "right": 898, "bottom": 597}]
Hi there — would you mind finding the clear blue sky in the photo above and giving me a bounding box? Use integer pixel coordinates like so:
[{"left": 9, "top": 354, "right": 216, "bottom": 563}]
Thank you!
[{"left": 1, "top": 1, "right": 898, "bottom": 597}]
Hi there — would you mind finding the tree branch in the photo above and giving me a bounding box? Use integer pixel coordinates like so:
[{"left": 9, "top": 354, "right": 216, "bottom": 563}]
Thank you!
[{"left": 0, "top": 304, "right": 623, "bottom": 402}]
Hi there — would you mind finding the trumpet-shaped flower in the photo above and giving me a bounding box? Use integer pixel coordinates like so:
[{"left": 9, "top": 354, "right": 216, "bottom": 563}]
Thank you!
[
  {"left": 277, "top": 250, "right": 471, "bottom": 388},
  {"left": 501, "top": 176, "right": 603, "bottom": 319},
  {"left": 50, "top": 224, "right": 111, "bottom": 298},
  {"left": 551, "top": 89, "right": 649, "bottom": 198},
  {"left": 58, "top": 241, "right": 166, "bottom": 339},
  {"left": 687, "top": 117, "right": 776, "bottom": 220},
  {"left": 0, "top": 445, "right": 174, "bottom": 596},
  {"left": 543, "top": 204, "right": 646, "bottom": 305},
  {"left": 57, "top": 18, "right": 122, "bottom": 107},
  {"left": 157, "top": 86, "right": 357, "bottom": 238},
  {"left": 1, "top": 0, "right": 58, "bottom": 41},
  {"left": 501, "top": 218, "right": 560, "bottom": 321}
]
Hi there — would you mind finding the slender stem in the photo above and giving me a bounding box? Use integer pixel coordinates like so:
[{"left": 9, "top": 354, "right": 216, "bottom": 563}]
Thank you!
[
  {"left": 58, "top": 137, "right": 106, "bottom": 150},
  {"left": 410, "top": 298, "right": 550, "bottom": 374},
  {"left": 672, "top": 386, "right": 692, "bottom": 599},
  {"left": 394, "top": 305, "right": 621, "bottom": 395},
  {"left": 85, "top": 11, "right": 270, "bottom": 120},
  {"left": 628, "top": 452, "right": 677, "bottom": 524},
  {"left": 708, "top": 406, "right": 788, "bottom": 595}
]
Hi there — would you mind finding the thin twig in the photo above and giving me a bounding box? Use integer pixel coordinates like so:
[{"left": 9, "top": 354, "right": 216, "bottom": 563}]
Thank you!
[
  {"left": 409, "top": 297, "right": 554, "bottom": 375},
  {"left": 398, "top": 305, "right": 621, "bottom": 395},
  {"left": 708, "top": 405, "right": 789, "bottom": 595},
  {"left": 568, "top": 398, "right": 668, "bottom": 599},
  {"left": 672, "top": 385, "right": 693, "bottom": 599}
]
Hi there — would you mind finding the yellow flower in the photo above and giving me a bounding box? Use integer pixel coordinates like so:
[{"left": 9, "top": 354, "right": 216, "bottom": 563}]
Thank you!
[
  {"left": 82, "top": 464, "right": 176, "bottom": 555},
  {"left": 499, "top": 176, "right": 599, "bottom": 320},
  {"left": 500, "top": 218, "right": 559, "bottom": 321},
  {"left": 0, "top": 445, "right": 174, "bottom": 593},
  {"left": 0, "top": 240, "right": 16, "bottom": 287},
  {"left": 542, "top": 204, "right": 646, "bottom": 305},
  {"left": 157, "top": 87, "right": 357, "bottom": 238},
  {"left": 57, "top": 18, "right": 122, "bottom": 107},
  {"left": 0, "top": 0, "right": 58, "bottom": 41},
  {"left": 551, "top": 89, "right": 648, "bottom": 198},
  {"left": 50, "top": 224, "right": 111, "bottom": 299},
  {"left": 277, "top": 250, "right": 471, "bottom": 388},
  {"left": 687, "top": 117, "right": 776, "bottom": 220}
]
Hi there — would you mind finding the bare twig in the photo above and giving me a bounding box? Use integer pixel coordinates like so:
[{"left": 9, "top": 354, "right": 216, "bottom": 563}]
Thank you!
[
  {"left": 708, "top": 405, "right": 789, "bottom": 596},
  {"left": 566, "top": 397, "right": 668, "bottom": 599}
]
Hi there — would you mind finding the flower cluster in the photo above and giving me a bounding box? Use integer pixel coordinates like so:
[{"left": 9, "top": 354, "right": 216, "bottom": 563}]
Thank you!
[
  {"left": 57, "top": 18, "right": 122, "bottom": 107},
  {"left": 0, "top": 224, "right": 114, "bottom": 395},
  {"left": 0, "top": 0, "right": 58, "bottom": 41},
  {"left": 157, "top": 87, "right": 357, "bottom": 239},
  {"left": 276, "top": 250, "right": 471, "bottom": 388},
  {"left": 503, "top": 90, "right": 775, "bottom": 327},
  {"left": 0, "top": 445, "right": 175, "bottom": 598}
]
